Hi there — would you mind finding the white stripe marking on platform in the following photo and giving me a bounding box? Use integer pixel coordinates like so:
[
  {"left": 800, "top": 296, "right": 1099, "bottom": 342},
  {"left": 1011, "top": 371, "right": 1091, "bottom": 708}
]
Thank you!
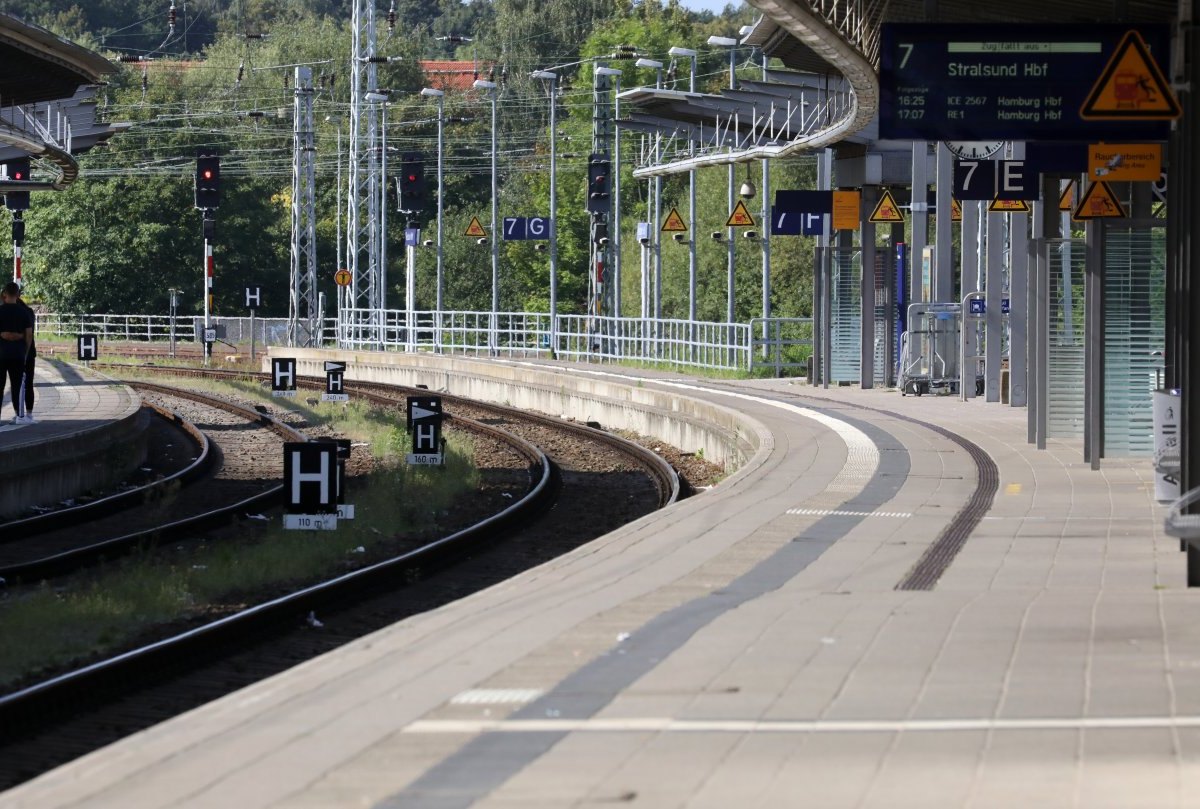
[
  {"left": 450, "top": 688, "right": 543, "bottom": 705},
  {"left": 786, "top": 508, "right": 913, "bottom": 519},
  {"left": 404, "top": 715, "right": 1200, "bottom": 735}
]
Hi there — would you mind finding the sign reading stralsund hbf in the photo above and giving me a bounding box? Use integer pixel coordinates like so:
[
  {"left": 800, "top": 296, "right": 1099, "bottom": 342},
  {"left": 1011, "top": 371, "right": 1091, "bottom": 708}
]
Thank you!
[{"left": 880, "top": 24, "right": 1175, "bottom": 141}]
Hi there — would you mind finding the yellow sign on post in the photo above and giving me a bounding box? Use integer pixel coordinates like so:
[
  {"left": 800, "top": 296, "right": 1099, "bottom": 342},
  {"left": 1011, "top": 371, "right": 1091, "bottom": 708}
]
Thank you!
[
  {"left": 464, "top": 216, "right": 487, "bottom": 237},
  {"left": 989, "top": 198, "right": 1030, "bottom": 213},
  {"left": 334, "top": 269, "right": 352, "bottom": 287},
  {"left": 832, "top": 191, "right": 860, "bottom": 230},
  {"left": 1088, "top": 143, "right": 1162, "bottom": 181},
  {"left": 1058, "top": 181, "right": 1075, "bottom": 211},
  {"left": 726, "top": 200, "right": 756, "bottom": 227},
  {"left": 1073, "top": 181, "right": 1128, "bottom": 220},
  {"left": 951, "top": 198, "right": 962, "bottom": 222},
  {"left": 661, "top": 207, "right": 687, "bottom": 232},
  {"left": 1080, "top": 30, "right": 1181, "bottom": 120},
  {"left": 868, "top": 189, "right": 904, "bottom": 224}
]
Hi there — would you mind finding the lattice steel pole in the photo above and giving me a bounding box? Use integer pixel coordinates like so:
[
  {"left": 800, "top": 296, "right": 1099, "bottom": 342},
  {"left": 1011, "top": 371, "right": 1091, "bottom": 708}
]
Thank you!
[
  {"left": 289, "top": 66, "right": 318, "bottom": 347},
  {"left": 348, "top": 0, "right": 382, "bottom": 346}
]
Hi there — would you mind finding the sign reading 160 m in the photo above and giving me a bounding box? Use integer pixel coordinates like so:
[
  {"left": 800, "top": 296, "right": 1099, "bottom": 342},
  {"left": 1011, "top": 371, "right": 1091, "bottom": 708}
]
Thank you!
[{"left": 880, "top": 23, "right": 1174, "bottom": 142}]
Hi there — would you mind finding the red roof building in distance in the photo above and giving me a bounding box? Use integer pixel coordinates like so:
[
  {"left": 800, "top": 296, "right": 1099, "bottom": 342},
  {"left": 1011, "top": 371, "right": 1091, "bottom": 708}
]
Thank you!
[{"left": 420, "top": 60, "right": 492, "bottom": 93}]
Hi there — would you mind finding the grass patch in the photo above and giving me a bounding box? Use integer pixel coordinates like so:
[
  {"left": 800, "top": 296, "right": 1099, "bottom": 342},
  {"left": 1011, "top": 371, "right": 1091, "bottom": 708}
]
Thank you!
[{"left": 0, "top": 374, "right": 480, "bottom": 689}]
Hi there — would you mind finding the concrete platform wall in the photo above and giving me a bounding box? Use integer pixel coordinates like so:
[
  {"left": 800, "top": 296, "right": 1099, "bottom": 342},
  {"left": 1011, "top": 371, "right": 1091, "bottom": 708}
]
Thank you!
[{"left": 271, "top": 350, "right": 763, "bottom": 472}]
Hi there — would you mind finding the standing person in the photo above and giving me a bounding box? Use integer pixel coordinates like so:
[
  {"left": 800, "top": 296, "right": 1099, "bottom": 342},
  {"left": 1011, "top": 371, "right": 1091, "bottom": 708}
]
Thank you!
[
  {"left": 13, "top": 283, "right": 34, "bottom": 424},
  {"left": 0, "top": 282, "right": 30, "bottom": 424}
]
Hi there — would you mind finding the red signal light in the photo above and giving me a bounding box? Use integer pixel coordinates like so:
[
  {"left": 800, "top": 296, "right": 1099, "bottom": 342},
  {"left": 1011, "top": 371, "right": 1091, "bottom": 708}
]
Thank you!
[
  {"left": 202, "top": 169, "right": 213, "bottom": 180},
  {"left": 12, "top": 171, "right": 22, "bottom": 180}
]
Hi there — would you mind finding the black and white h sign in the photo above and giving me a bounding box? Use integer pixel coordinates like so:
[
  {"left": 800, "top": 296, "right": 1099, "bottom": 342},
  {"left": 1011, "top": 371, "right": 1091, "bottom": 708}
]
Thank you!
[
  {"left": 322, "top": 360, "right": 348, "bottom": 401},
  {"left": 245, "top": 286, "right": 261, "bottom": 309},
  {"left": 283, "top": 442, "right": 337, "bottom": 512},
  {"left": 76, "top": 334, "right": 98, "bottom": 361},
  {"left": 271, "top": 357, "right": 297, "bottom": 397},
  {"left": 406, "top": 396, "right": 443, "bottom": 465}
]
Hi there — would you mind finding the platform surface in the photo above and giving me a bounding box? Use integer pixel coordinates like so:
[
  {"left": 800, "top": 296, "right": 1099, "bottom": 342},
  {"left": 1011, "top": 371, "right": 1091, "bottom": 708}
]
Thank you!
[
  {"left": 4, "top": 364, "right": 1192, "bottom": 809},
  {"left": 0, "top": 358, "right": 139, "bottom": 449}
]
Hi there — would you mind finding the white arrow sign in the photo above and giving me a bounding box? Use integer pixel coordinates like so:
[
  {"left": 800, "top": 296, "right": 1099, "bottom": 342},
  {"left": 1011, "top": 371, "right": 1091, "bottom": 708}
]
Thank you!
[
  {"left": 411, "top": 405, "right": 439, "bottom": 421},
  {"left": 324, "top": 361, "right": 346, "bottom": 372}
]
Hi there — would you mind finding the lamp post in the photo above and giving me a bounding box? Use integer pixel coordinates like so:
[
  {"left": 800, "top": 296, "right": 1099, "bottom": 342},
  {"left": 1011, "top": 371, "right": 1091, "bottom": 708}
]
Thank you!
[
  {"left": 420, "top": 87, "right": 445, "bottom": 348},
  {"left": 530, "top": 70, "right": 559, "bottom": 352},
  {"left": 635, "top": 58, "right": 662, "bottom": 322},
  {"left": 708, "top": 36, "right": 738, "bottom": 331},
  {"left": 596, "top": 66, "right": 623, "bottom": 320},
  {"left": 669, "top": 46, "right": 698, "bottom": 324},
  {"left": 473, "top": 78, "right": 499, "bottom": 354},
  {"left": 637, "top": 58, "right": 665, "bottom": 322},
  {"left": 365, "top": 90, "right": 391, "bottom": 316}
]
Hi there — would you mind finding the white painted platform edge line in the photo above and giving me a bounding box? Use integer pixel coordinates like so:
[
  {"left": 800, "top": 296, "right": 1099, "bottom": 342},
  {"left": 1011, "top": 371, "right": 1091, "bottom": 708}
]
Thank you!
[
  {"left": 402, "top": 716, "right": 1200, "bottom": 734},
  {"left": 786, "top": 508, "right": 913, "bottom": 519},
  {"left": 450, "top": 688, "right": 544, "bottom": 705}
]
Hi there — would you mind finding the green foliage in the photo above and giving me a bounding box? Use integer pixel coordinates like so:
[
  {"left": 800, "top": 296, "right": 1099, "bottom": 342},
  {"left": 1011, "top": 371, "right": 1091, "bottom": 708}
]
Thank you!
[{"left": 4, "top": 1, "right": 820, "bottom": 327}]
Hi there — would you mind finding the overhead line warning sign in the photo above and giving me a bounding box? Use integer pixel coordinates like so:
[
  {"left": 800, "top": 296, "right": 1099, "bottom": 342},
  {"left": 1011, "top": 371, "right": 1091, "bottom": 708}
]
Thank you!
[
  {"left": 1058, "top": 181, "right": 1075, "bottom": 211},
  {"left": 869, "top": 189, "right": 904, "bottom": 224},
  {"left": 1080, "top": 30, "right": 1181, "bottom": 120},
  {"left": 464, "top": 216, "right": 487, "bottom": 237},
  {"left": 1073, "top": 180, "right": 1128, "bottom": 220},
  {"left": 989, "top": 198, "right": 1030, "bottom": 213},
  {"left": 661, "top": 207, "right": 687, "bottom": 232},
  {"left": 726, "top": 200, "right": 756, "bottom": 228}
]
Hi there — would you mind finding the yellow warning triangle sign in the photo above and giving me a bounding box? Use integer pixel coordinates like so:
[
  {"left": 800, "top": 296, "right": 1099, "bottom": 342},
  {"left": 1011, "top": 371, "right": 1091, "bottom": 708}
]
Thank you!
[
  {"left": 464, "top": 216, "right": 487, "bottom": 237},
  {"left": 661, "top": 207, "right": 687, "bottom": 232},
  {"left": 1073, "top": 181, "right": 1128, "bottom": 220},
  {"left": 951, "top": 198, "right": 962, "bottom": 222},
  {"left": 989, "top": 197, "right": 1030, "bottom": 213},
  {"left": 868, "top": 189, "right": 904, "bottom": 223},
  {"left": 726, "top": 200, "right": 756, "bottom": 228},
  {"left": 1080, "top": 30, "right": 1181, "bottom": 120},
  {"left": 1058, "top": 181, "right": 1075, "bottom": 211}
]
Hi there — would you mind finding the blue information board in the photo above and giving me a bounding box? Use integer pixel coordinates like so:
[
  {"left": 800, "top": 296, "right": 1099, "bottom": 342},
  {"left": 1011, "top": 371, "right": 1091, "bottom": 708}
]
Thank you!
[
  {"left": 769, "top": 207, "right": 804, "bottom": 236},
  {"left": 502, "top": 216, "right": 550, "bottom": 241},
  {"left": 880, "top": 24, "right": 1172, "bottom": 141}
]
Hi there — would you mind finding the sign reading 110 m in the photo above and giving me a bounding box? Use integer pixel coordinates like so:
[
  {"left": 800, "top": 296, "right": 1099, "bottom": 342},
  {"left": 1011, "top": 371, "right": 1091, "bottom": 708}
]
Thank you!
[{"left": 880, "top": 24, "right": 1175, "bottom": 142}]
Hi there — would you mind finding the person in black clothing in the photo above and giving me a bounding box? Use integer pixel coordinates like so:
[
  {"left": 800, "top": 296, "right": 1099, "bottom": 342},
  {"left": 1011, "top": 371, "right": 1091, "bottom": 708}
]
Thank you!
[
  {"left": 0, "top": 282, "right": 30, "bottom": 424},
  {"left": 10, "top": 283, "right": 34, "bottom": 423}
]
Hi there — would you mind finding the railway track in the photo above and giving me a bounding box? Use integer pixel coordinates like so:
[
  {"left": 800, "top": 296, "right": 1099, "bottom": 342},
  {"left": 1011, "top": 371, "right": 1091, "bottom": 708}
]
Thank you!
[
  {"left": 0, "top": 366, "right": 679, "bottom": 787},
  {"left": 0, "top": 381, "right": 305, "bottom": 580}
]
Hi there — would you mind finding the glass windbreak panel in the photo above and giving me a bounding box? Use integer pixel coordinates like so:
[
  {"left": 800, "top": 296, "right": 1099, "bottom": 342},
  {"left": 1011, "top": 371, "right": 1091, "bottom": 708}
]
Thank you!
[
  {"left": 831, "top": 247, "right": 862, "bottom": 383},
  {"left": 1047, "top": 239, "right": 1086, "bottom": 439},
  {"left": 1103, "top": 228, "right": 1165, "bottom": 457}
]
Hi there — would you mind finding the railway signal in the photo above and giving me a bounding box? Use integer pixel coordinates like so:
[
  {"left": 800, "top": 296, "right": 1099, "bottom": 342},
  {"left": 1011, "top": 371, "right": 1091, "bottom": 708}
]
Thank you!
[
  {"left": 587, "top": 154, "right": 611, "bottom": 213},
  {"left": 195, "top": 152, "right": 220, "bottom": 210},
  {"left": 4, "top": 156, "right": 30, "bottom": 211}
]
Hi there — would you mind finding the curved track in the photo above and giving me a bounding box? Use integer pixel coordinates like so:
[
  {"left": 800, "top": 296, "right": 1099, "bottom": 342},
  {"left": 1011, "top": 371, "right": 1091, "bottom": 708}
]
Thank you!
[{"left": 0, "top": 368, "right": 679, "bottom": 786}]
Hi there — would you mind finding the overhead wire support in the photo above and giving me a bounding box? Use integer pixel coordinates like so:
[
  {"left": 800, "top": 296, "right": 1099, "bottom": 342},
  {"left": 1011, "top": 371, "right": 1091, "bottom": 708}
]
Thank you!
[
  {"left": 347, "top": 0, "right": 384, "bottom": 347},
  {"left": 289, "top": 66, "right": 318, "bottom": 347}
]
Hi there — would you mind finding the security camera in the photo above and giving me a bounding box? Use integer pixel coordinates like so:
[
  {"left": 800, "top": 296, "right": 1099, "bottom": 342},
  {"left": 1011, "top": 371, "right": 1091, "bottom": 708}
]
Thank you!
[
  {"left": 711, "top": 231, "right": 723, "bottom": 241},
  {"left": 743, "top": 230, "right": 758, "bottom": 239},
  {"left": 597, "top": 237, "right": 609, "bottom": 246},
  {"left": 672, "top": 233, "right": 686, "bottom": 243},
  {"left": 422, "top": 239, "right": 434, "bottom": 247},
  {"left": 739, "top": 181, "right": 756, "bottom": 199},
  {"left": 476, "top": 237, "right": 488, "bottom": 245},
  {"left": 533, "top": 243, "right": 546, "bottom": 251},
  {"left": 638, "top": 237, "right": 650, "bottom": 246}
]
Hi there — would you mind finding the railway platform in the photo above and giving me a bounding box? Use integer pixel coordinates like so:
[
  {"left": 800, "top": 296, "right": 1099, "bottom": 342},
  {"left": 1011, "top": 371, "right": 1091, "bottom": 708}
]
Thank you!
[
  {"left": 3, "top": 357, "right": 1192, "bottom": 808},
  {"left": 0, "top": 358, "right": 146, "bottom": 520}
]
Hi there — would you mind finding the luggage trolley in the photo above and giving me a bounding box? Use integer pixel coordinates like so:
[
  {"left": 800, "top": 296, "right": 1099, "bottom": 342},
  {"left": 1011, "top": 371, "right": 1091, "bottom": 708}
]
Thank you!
[{"left": 899, "top": 302, "right": 961, "bottom": 396}]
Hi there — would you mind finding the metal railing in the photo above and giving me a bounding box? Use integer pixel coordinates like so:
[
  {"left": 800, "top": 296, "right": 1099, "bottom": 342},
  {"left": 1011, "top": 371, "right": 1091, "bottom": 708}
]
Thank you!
[
  {"left": 36, "top": 313, "right": 296, "bottom": 346},
  {"left": 35, "top": 310, "right": 812, "bottom": 376}
]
